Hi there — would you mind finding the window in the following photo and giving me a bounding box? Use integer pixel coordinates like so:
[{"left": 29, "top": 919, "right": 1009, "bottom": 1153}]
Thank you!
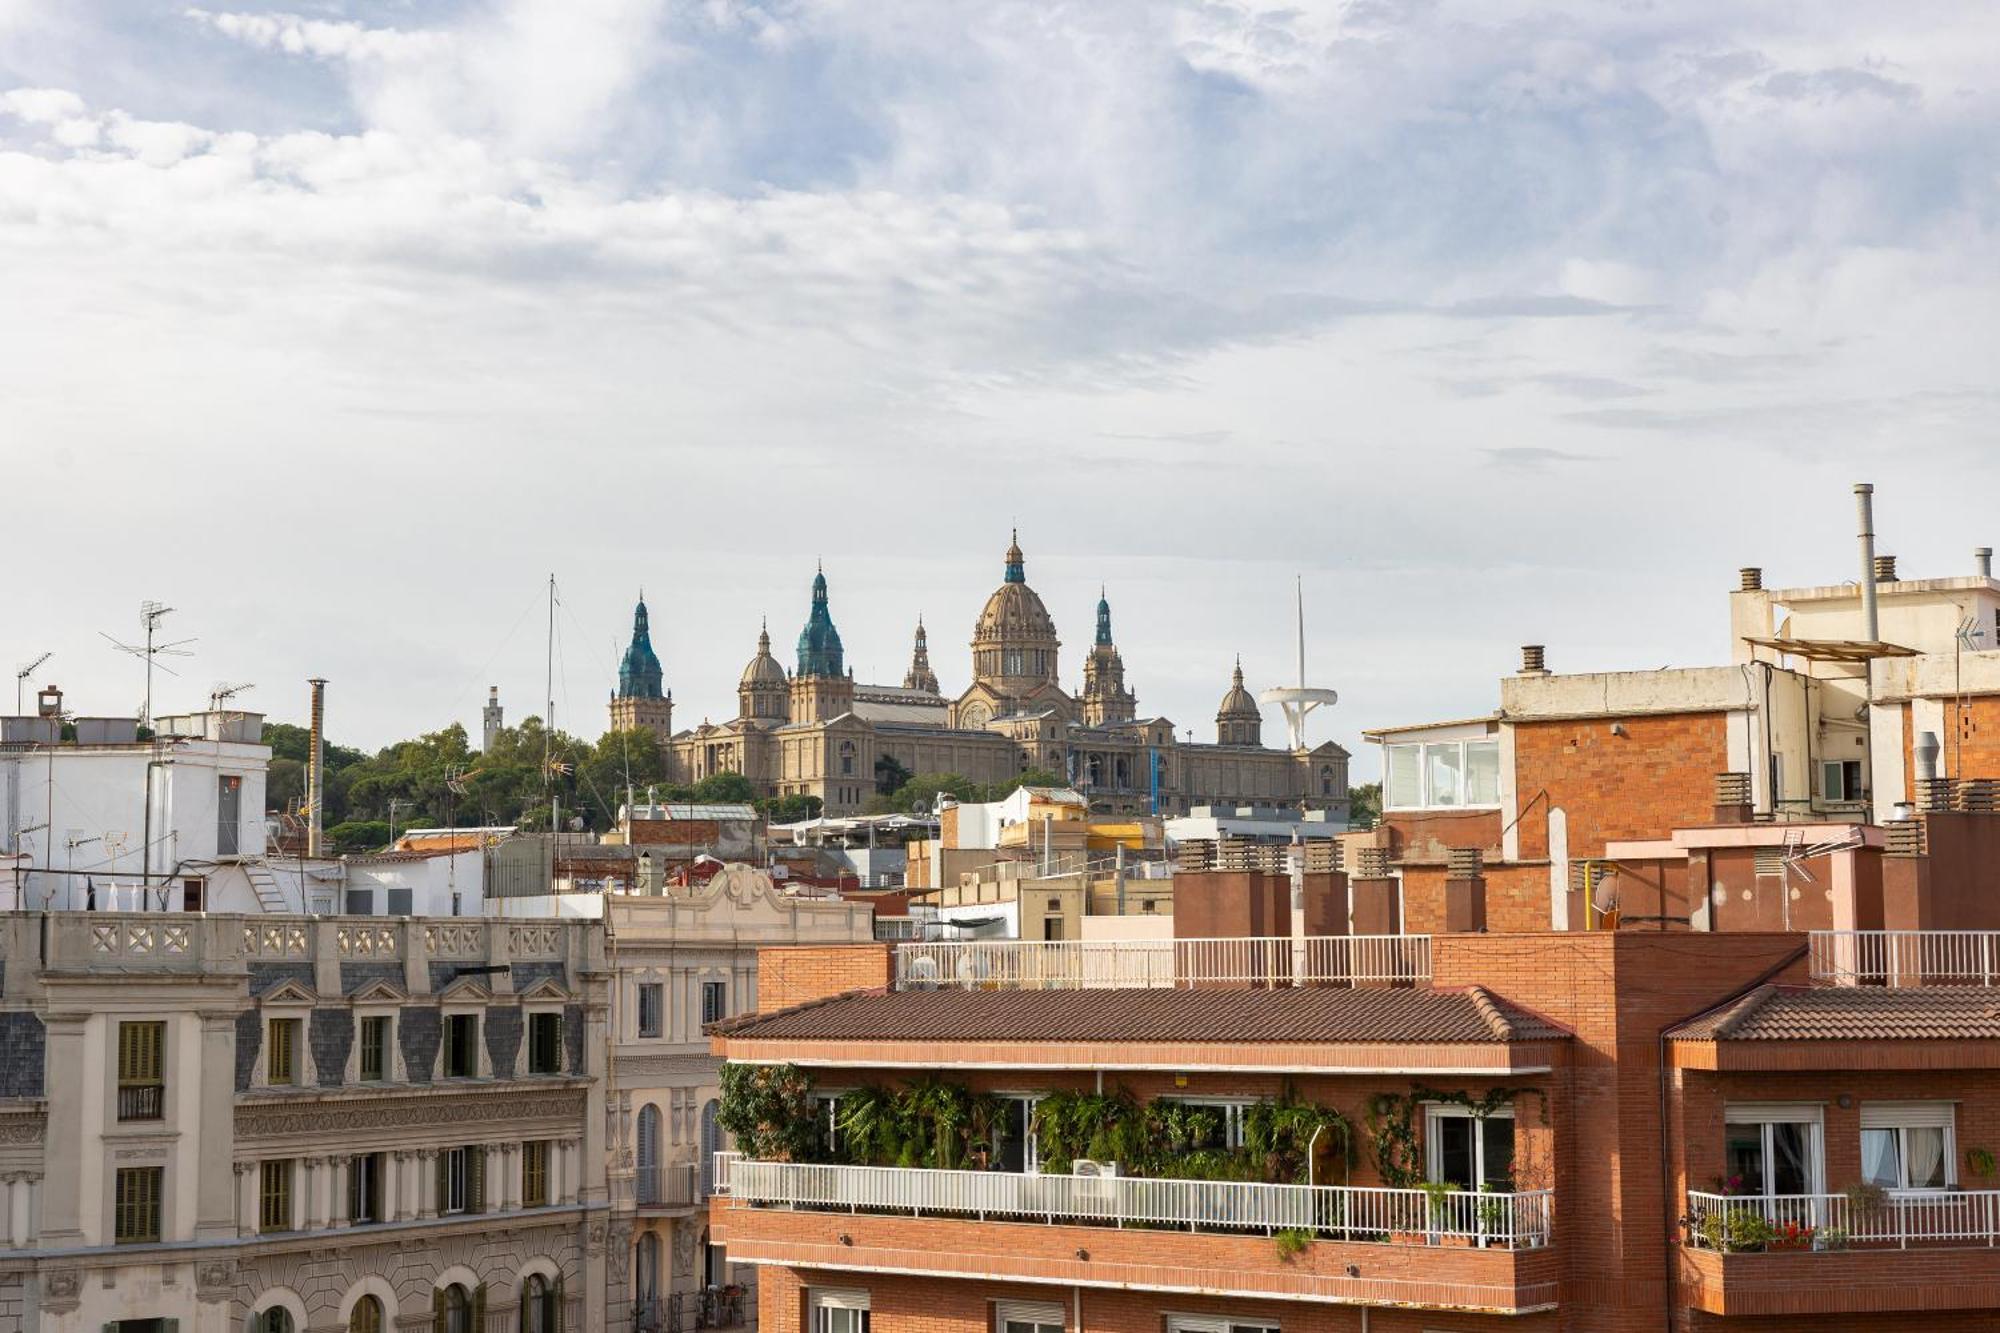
[
  {"left": 1723, "top": 1104, "right": 1823, "bottom": 1200},
  {"left": 1166, "top": 1318, "right": 1276, "bottom": 1333},
  {"left": 994, "top": 1096, "right": 1040, "bottom": 1173},
  {"left": 1822, "top": 760, "right": 1865, "bottom": 803},
  {"left": 257, "top": 1311, "right": 295, "bottom": 1333},
  {"left": 217, "top": 773, "right": 243, "bottom": 856},
  {"left": 811, "top": 1289, "right": 870, "bottom": 1333},
  {"left": 359, "top": 1016, "right": 390, "bottom": 1082},
  {"left": 523, "top": 1140, "right": 551, "bottom": 1208},
  {"left": 386, "top": 887, "right": 413, "bottom": 915},
  {"left": 114, "top": 1165, "right": 162, "bottom": 1243},
  {"left": 1861, "top": 1103, "right": 1955, "bottom": 1192},
  {"left": 521, "top": 1274, "right": 558, "bottom": 1333},
  {"left": 266, "top": 1017, "right": 300, "bottom": 1085},
  {"left": 438, "top": 1284, "right": 475, "bottom": 1333},
  {"left": 441, "top": 1146, "right": 484, "bottom": 1215},
  {"left": 350, "top": 1152, "right": 383, "bottom": 1224},
  {"left": 701, "top": 981, "right": 728, "bottom": 1026},
  {"left": 995, "top": 1301, "right": 1063, "bottom": 1333},
  {"left": 443, "top": 1013, "right": 479, "bottom": 1078},
  {"left": 260, "top": 1159, "right": 293, "bottom": 1233},
  {"left": 814, "top": 1095, "right": 842, "bottom": 1157},
  {"left": 699, "top": 1100, "right": 721, "bottom": 1197},
  {"left": 350, "top": 1295, "right": 385, "bottom": 1333},
  {"left": 637, "top": 983, "right": 663, "bottom": 1038},
  {"left": 1426, "top": 1106, "right": 1515, "bottom": 1191},
  {"left": 1385, "top": 739, "right": 1500, "bottom": 809},
  {"left": 1175, "top": 1100, "right": 1251, "bottom": 1151},
  {"left": 345, "top": 889, "right": 375, "bottom": 915},
  {"left": 118, "top": 1020, "right": 165, "bottom": 1122},
  {"left": 528, "top": 1013, "right": 563, "bottom": 1075}
]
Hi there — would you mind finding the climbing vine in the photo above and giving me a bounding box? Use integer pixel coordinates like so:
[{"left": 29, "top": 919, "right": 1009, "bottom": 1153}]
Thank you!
[
  {"left": 716, "top": 1061, "right": 822, "bottom": 1162},
  {"left": 1364, "top": 1084, "right": 1546, "bottom": 1189}
]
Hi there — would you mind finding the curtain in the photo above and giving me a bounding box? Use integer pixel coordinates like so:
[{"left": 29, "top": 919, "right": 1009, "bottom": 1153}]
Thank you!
[{"left": 1906, "top": 1127, "right": 1947, "bottom": 1189}]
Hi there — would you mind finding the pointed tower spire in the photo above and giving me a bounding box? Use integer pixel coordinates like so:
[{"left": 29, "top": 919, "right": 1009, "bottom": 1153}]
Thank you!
[
  {"left": 617, "top": 593, "right": 665, "bottom": 700},
  {"left": 904, "top": 614, "right": 940, "bottom": 694},
  {"left": 1095, "top": 586, "right": 1114, "bottom": 647},
  {"left": 1004, "top": 529, "right": 1025, "bottom": 584},
  {"left": 796, "top": 563, "right": 844, "bottom": 677}
]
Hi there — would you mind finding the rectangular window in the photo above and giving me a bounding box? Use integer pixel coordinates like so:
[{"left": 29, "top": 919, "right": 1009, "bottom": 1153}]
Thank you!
[
  {"left": 1426, "top": 1106, "right": 1515, "bottom": 1191},
  {"left": 443, "top": 1013, "right": 479, "bottom": 1078},
  {"left": 1385, "top": 738, "right": 1501, "bottom": 810},
  {"left": 1861, "top": 1103, "right": 1955, "bottom": 1192},
  {"left": 217, "top": 773, "right": 242, "bottom": 856},
  {"left": 1822, "top": 759, "right": 1865, "bottom": 803},
  {"left": 995, "top": 1301, "right": 1063, "bottom": 1333},
  {"left": 441, "top": 1146, "right": 484, "bottom": 1215},
  {"left": 344, "top": 889, "right": 375, "bottom": 915},
  {"left": 1464, "top": 740, "right": 1501, "bottom": 805},
  {"left": 349, "top": 1152, "right": 383, "bottom": 1224},
  {"left": 1385, "top": 743, "right": 1423, "bottom": 808},
  {"left": 638, "top": 983, "right": 663, "bottom": 1038},
  {"left": 114, "top": 1166, "right": 162, "bottom": 1244},
  {"left": 528, "top": 1012, "right": 563, "bottom": 1075},
  {"left": 522, "top": 1140, "right": 550, "bottom": 1208},
  {"left": 701, "top": 981, "right": 728, "bottom": 1025},
  {"left": 1723, "top": 1104, "right": 1823, "bottom": 1199},
  {"left": 359, "top": 1016, "right": 389, "bottom": 1082},
  {"left": 385, "top": 887, "right": 413, "bottom": 915},
  {"left": 1166, "top": 1318, "right": 1277, "bottom": 1333},
  {"left": 267, "top": 1017, "right": 299, "bottom": 1085},
  {"left": 811, "top": 1290, "right": 870, "bottom": 1333},
  {"left": 117, "top": 1020, "right": 165, "bottom": 1122},
  {"left": 1425, "top": 742, "right": 1464, "bottom": 807},
  {"left": 259, "top": 1159, "right": 293, "bottom": 1233}
]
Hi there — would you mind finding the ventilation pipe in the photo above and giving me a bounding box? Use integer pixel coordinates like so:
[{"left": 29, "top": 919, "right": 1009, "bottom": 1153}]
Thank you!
[
  {"left": 1855, "top": 484, "right": 1879, "bottom": 641},
  {"left": 1916, "top": 731, "right": 1942, "bottom": 784},
  {"left": 1978, "top": 548, "right": 1993, "bottom": 579},
  {"left": 1874, "top": 555, "right": 1898, "bottom": 583},
  {"left": 1519, "top": 644, "right": 1548, "bottom": 675},
  {"left": 1739, "top": 567, "right": 1764, "bottom": 592},
  {"left": 307, "top": 677, "right": 327, "bottom": 859}
]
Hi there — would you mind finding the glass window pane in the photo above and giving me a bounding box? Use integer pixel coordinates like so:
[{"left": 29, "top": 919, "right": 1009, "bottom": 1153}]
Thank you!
[
  {"left": 1905, "top": 1127, "right": 1947, "bottom": 1189},
  {"left": 1481, "top": 1116, "right": 1515, "bottom": 1190},
  {"left": 1386, "top": 746, "right": 1422, "bottom": 808},
  {"left": 1464, "top": 742, "right": 1500, "bottom": 805},
  {"left": 1724, "top": 1123, "right": 1766, "bottom": 1196},
  {"left": 1426, "top": 744, "right": 1464, "bottom": 807},
  {"left": 1770, "top": 1121, "right": 1812, "bottom": 1194},
  {"left": 1861, "top": 1128, "right": 1901, "bottom": 1188},
  {"left": 1433, "top": 1115, "right": 1475, "bottom": 1188}
]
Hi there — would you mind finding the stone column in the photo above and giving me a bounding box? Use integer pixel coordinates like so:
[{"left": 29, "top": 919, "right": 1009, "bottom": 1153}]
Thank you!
[
  {"left": 235, "top": 1162, "right": 257, "bottom": 1237},
  {"left": 35, "top": 1013, "right": 88, "bottom": 1246},
  {"left": 196, "top": 1011, "right": 241, "bottom": 1240},
  {"left": 308, "top": 1157, "right": 333, "bottom": 1230},
  {"left": 497, "top": 1144, "right": 520, "bottom": 1213},
  {"left": 382, "top": 1152, "right": 402, "bottom": 1223},
  {"left": 3, "top": 1173, "right": 25, "bottom": 1247},
  {"left": 331, "top": 1155, "right": 353, "bottom": 1228},
  {"left": 418, "top": 1149, "right": 439, "bottom": 1219}
]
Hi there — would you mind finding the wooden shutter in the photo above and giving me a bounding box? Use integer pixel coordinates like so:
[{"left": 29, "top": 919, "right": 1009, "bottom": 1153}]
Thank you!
[
  {"left": 554, "top": 1275, "right": 565, "bottom": 1333},
  {"left": 473, "top": 1283, "right": 488, "bottom": 1330},
  {"left": 436, "top": 1151, "right": 448, "bottom": 1212},
  {"left": 468, "top": 1146, "right": 486, "bottom": 1214},
  {"left": 432, "top": 1288, "right": 446, "bottom": 1333}
]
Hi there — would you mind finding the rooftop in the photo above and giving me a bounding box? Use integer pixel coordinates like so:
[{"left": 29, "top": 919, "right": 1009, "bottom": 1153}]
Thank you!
[{"left": 1670, "top": 983, "right": 2000, "bottom": 1042}]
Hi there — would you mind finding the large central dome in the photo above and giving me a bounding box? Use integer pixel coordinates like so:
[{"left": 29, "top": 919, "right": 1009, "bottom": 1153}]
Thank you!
[{"left": 971, "top": 530, "right": 1060, "bottom": 687}]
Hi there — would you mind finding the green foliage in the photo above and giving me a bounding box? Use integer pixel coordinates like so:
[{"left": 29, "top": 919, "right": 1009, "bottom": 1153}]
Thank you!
[
  {"left": 1970, "top": 1146, "right": 1996, "bottom": 1178},
  {"left": 1273, "top": 1228, "right": 1313, "bottom": 1260},
  {"left": 1699, "top": 1206, "right": 1774, "bottom": 1252},
  {"left": 716, "top": 1062, "right": 822, "bottom": 1163},
  {"left": 1347, "top": 781, "right": 1381, "bottom": 830},
  {"left": 874, "top": 754, "right": 913, "bottom": 798},
  {"left": 869, "top": 768, "right": 1078, "bottom": 815},
  {"left": 325, "top": 820, "right": 391, "bottom": 853},
  {"left": 1364, "top": 1085, "right": 1541, "bottom": 1189},
  {"left": 1244, "top": 1091, "right": 1353, "bottom": 1184},
  {"left": 761, "top": 794, "right": 824, "bottom": 824}
]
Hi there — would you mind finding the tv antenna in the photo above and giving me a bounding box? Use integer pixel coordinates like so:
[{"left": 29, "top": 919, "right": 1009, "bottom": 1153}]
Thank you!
[
  {"left": 208, "top": 681, "right": 255, "bottom": 710},
  {"left": 100, "top": 602, "right": 195, "bottom": 728},
  {"left": 14, "top": 652, "right": 51, "bottom": 716}
]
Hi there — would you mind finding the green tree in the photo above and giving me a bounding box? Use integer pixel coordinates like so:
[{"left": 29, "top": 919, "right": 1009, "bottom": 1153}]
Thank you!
[
  {"left": 1347, "top": 781, "right": 1381, "bottom": 830},
  {"left": 761, "top": 793, "right": 823, "bottom": 823},
  {"left": 874, "top": 753, "right": 913, "bottom": 797},
  {"left": 985, "top": 768, "right": 1066, "bottom": 800}
]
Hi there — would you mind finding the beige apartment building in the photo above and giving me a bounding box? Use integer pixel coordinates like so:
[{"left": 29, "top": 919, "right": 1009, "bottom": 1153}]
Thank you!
[
  {"left": 0, "top": 912, "right": 610, "bottom": 1332},
  {"left": 603, "top": 864, "right": 874, "bottom": 1332}
]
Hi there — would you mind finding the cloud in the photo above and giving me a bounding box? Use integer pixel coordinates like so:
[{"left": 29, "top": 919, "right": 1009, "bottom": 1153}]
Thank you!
[
  {"left": 183, "top": 9, "right": 451, "bottom": 64},
  {"left": 1483, "top": 447, "right": 1601, "bottom": 471}
]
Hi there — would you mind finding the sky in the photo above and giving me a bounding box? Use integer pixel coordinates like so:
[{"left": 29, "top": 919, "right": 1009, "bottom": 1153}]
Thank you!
[{"left": 2, "top": 1, "right": 1999, "bottom": 772}]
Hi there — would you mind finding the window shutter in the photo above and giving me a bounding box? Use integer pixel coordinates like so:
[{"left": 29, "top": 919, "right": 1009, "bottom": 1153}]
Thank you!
[
  {"left": 469, "top": 1146, "right": 486, "bottom": 1214},
  {"left": 163, "top": 1323, "right": 179, "bottom": 1333},
  {"left": 432, "top": 1288, "right": 446, "bottom": 1333},
  {"left": 554, "top": 1274, "right": 566, "bottom": 1333},
  {"left": 474, "top": 1283, "right": 488, "bottom": 1329},
  {"left": 436, "top": 1152, "right": 448, "bottom": 1211},
  {"left": 1861, "top": 1102, "right": 1956, "bottom": 1130}
]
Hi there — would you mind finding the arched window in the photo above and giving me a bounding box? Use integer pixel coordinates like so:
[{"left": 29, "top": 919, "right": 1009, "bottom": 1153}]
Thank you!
[
  {"left": 256, "top": 1310, "right": 295, "bottom": 1333},
  {"left": 350, "top": 1296, "right": 384, "bottom": 1333},
  {"left": 439, "top": 1284, "right": 474, "bottom": 1333},
  {"left": 637, "top": 1232, "right": 661, "bottom": 1304},
  {"left": 637, "top": 1104, "right": 662, "bottom": 1204},
  {"left": 520, "top": 1274, "right": 557, "bottom": 1333},
  {"left": 1321, "top": 766, "right": 1335, "bottom": 796},
  {"left": 700, "top": 1099, "right": 722, "bottom": 1196}
]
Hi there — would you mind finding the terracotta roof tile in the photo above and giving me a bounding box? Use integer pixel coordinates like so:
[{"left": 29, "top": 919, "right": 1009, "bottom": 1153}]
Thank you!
[
  {"left": 710, "top": 985, "right": 1569, "bottom": 1046},
  {"left": 1670, "top": 985, "right": 2000, "bottom": 1042}
]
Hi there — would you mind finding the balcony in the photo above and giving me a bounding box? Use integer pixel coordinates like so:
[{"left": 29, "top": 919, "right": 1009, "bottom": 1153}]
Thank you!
[
  {"left": 1811, "top": 929, "right": 2000, "bottom": 986},
  {"left": 116, "top": 1083, "right": 164, "bottom": 1122},
  {"left": 893, "top": 935, "right": 1431, "bottom": 991},
  {"left": 1682, "top": 1189, "right": 2000, "bottom": 1317},
  {"left": 637, "top": 1162, "right": 702, "bottom": 1213},
  {"left": 714, "top": 1158, "right": 1554, "bottom": 1314}
]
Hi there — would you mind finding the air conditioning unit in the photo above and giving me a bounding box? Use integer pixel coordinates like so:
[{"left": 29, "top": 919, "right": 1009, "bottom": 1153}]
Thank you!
[{"left": 1073, "top": 1160, "right": 1120, "bottom": 1179}]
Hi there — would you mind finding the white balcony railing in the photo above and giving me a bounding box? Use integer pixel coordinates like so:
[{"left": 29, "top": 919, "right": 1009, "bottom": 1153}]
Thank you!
[
  {"left": 1688, "top": 1189, "right": 2000, "bottom": 1249},
  {"left": 717, "top": 1156, "right": 1549, "bottom": 1249},
  {"left": 894, "top": 935, "right": 1431, "bottom": 991},
  {"left": 1809, "top": 930, "right": 2000, "bottom": 986},
  {"left": 635, "top": 1162, "right": 701, "bottom": 1209}
]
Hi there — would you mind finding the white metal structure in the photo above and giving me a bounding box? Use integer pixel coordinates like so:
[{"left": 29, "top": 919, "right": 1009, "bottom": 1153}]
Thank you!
[
  {"left": 1687, "top": 1188, "right": 2000, "bottom": 1249},
  {"left": 1810, "top": 930, "right": 2000, "bottom": 986},
  {"left": 1258, "top": 577, "right": 1339, "bottom": 751},
  {"left": 893, "top": 935, "right": 1431, "bottom": 990},
  {"left": 719, "top": 1156, "right": 1551, "bottom": 1249}
]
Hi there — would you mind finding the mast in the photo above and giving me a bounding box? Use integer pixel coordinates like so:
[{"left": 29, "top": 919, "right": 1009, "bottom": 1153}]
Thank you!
[{"left": 544, "top": 573, "right": 557, "bottom": 835}]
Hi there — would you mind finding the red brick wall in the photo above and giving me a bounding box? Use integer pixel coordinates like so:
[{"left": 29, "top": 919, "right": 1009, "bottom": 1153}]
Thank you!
[
  {"left": 1512, "top": 713, "right": 1729, "bottom": 861},
  {"left": 756, "top": 944, "right": 893, "bottom": 1013},
  {"left": 1381, "top": 808, "right": 1503, "bottom": 865},
  {"left": 1402, "top": 864, "right": 1550, "bottom": 934}
]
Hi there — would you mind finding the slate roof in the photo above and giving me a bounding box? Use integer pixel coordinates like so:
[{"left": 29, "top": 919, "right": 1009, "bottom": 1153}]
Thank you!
[
  {"left": 1670, "top": 984, "right": 2000, "bottom": 1042},
  {"left": 711, "top": 985, "right": 1570, "bottom": 1046}
]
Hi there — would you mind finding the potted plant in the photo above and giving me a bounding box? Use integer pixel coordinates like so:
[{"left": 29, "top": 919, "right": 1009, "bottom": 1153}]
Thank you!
[
  {"left": 1767, "top": 1220, "right": 1816, "bottom": 1251},
  {"left": 1417, "top": 1181, "right": 1471, "bottom": 1246}
]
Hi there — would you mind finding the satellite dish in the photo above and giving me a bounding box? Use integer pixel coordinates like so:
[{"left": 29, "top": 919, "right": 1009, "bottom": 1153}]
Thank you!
[
  {"left": 1590, "top": 866, "right": 1619, "bottom": 915},
  {"left": 954, "top": 950, "right": 990, "bottom": 984},
  {"left": 906, "top": 957, "right": 940, "bottom": 989}
]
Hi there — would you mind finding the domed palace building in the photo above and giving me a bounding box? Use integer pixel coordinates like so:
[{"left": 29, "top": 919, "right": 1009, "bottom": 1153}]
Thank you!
[{"left": 612, "top": 535, "right": 1350, "bottom": 818}]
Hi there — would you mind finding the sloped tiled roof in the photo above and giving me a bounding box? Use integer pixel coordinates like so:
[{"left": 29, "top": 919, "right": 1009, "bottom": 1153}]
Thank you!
[
  {"left": 1670, "top": 984, "right": 2000, "bottom": 1042},
  {"left": 711, "top": 985, "right": 1570, "bottom": 1046}
]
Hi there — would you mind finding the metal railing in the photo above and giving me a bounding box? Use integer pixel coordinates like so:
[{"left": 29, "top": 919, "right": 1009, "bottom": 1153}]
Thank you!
[
  {"left": 634, "top": 1287, "right": 750, "bottom": 1333},
  {"left": 635, "top": 1162, "right": 701, "bottom": 1209},
  {"left": 894, "top": 935, "right": 1431, "bottom": 990},
  {"left": 1688, "top": 1189, "right": 2000, "bottom": 1249},
  {"left": 718, "top": 1156, "right": 1548, "bottom": 1249},
  {"left": 116, "top": 1083, "right": 164, "bottom": 1122},
  {"left": 1810, "top": 930, "right": 2000, "bottom": 986}
]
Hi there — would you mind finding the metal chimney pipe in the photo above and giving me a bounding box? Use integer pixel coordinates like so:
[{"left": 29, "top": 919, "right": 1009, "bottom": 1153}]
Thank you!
[
  {"left": 1520, "top": 644, "right": 1546, "bottom": 674},
  {"left": 1915, "top": 730, "right": 1942, "bottom": 784},
  {"left": 307, "top": 677, "right": 327, "bottom": 859},
  {"left": 1738, "top": 567, "right": 1764, "bottom": 592},
  {"left": 1855, "top": 484, "right": 1879, "bottom": 641},
  {"left": 1978, "top": 548, "right": 1993, "bottom": 579}
]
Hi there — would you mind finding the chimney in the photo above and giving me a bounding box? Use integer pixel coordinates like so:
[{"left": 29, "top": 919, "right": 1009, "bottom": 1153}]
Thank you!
[
  {"left": 1738, "top": 567, "right": 1763, "bottom": 592},
  {"left": 1519, "top": 644, "right": 1548, "bottom": 675},
  {"left": 1855, "top": 483, "right": 1879, "bottom": 641},
  {"left": 1915, "top": 730, "right": 1942, "bottom": 785},
  {"left": 1978, "top": 548, "right": 1993, "bottom": 579},
  {"left": 1874, "top": 554, "right": 1898, "bottom": 583},
  {"left": 307, "top": 678, "right": 328, "bottom": 859},
  {"left": 35, "top": 685, "right": 62, "bottom": 719}
]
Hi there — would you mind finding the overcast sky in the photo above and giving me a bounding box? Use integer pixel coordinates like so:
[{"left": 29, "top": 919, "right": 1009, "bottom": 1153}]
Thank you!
[{"left": 3, "top": 1, "right": 1998, "bottom": 772}]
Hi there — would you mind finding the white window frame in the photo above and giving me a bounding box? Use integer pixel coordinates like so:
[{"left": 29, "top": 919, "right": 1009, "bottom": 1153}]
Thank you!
[
  {"left": 1860, "top": 1102, "right": 1956, "bottom": 1193},
  {"left": 1723, "top": 1102, "right": 1826, "bottom": 1199},
  {"left": 994, "top": 1301, "right": 1063, "bottom": 1333},
  {"left": 1166, "top": 1316, "right": 1279, "bottom": 1333},
  {"left": 1423, "top": 1104, "right": 1515, "bottom": 1188},
  {"left": 810, "top": 1289, "right": 869, "bottom": 1333},
  {"left": 1383, "top": 738, "right": 1501, "bottom": 811},
  {"left": 994, "top": 1092, "right": 1043, "bottom": 1173},
  {"left": 1176, "top": 1097, "right": 1251, "bottom": 1150}
]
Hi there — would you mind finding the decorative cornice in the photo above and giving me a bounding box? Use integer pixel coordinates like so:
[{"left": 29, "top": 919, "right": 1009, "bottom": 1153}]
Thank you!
[{"left": 236, "top": 1087, "right": 584, "bottom": 1140}]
